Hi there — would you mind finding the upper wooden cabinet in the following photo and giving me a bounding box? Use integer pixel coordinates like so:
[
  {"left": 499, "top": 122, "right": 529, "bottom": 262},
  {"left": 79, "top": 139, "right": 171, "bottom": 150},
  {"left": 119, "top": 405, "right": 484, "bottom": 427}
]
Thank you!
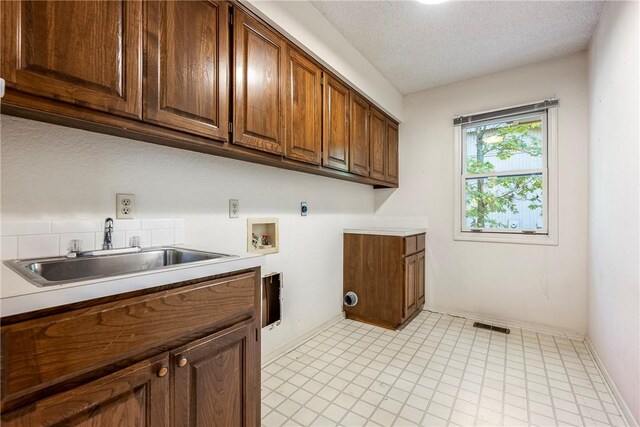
[
  {"left": 369, "top": 107, "right": 387, "bottom": 181},
  {"left": 284, "top": 46, "right": 322, "bottom": 165},
  {"left": 1, "top": 0, "right": 142, "bottom": 119},
  {"left": 233, "top": 9, "right": 286, "bottom": 155},
  {"left": 144, "top": 0, "right": 229, "bottom": 141},
  {"left": 349, "top": 93, "right": 370, "bottom": 177},
  {"left": 386, "top": 120, "right": 400, "bottom": 184},
  {"left": 369, "top": 107, "right": 399, "bottom": 184},
  {"left": 323, "top": 74, "right": 350, "bottom": 172},
  {"left": 1, "top": 1, "right": 400, "bottom": 188}
]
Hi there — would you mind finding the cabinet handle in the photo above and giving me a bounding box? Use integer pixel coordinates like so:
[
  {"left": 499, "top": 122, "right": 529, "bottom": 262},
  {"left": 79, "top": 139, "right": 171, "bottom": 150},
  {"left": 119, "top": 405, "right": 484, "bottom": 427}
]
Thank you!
[
  {"left": 177, "top": 357, "right": 188, "bottom": 368},
  {"left": 157, "top": 366, "right": 169, "bottom": 378}
]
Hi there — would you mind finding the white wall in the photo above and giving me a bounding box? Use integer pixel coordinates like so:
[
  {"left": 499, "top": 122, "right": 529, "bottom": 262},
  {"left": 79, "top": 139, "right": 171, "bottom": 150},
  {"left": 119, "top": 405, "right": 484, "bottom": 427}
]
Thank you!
[
  {"left": 0, "top": 115, "right": 374, "bottom": 359},
  {"left": 587, "top": 1, "right": 640, "bottom": 423},
  {"left": 376, "top": 53, "right": 590, "bottom": 336},
  {"left": 245, "top": 0, "right": 403, "bottom": 121}
]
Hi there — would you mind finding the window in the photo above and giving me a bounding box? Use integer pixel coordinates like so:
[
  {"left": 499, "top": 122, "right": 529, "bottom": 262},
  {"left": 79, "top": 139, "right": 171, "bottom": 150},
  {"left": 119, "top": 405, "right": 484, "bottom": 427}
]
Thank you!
[{"left": 453, "top": 100, "right": 558, "bottom": 245}]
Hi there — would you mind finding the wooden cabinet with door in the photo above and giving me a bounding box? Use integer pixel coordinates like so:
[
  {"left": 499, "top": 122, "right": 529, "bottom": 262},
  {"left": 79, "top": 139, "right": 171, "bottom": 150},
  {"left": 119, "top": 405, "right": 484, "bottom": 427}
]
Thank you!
[
  {"left": 233, "top": 8, "right": 286, "bottom": 155},
  {"left": 172, "top": 323, "right": 259, "bottom": 427},
  {"left": 343, "top": 230, "right": 425, "bottom": 330},
  {"left": 349, "top": 93, "right": 370, "bottom": 177},
  {"left": 1, "top": 269, "right": 261, "bottom": 426},
  {"left": 144, "top": 0, "right": 230, "bottom": 141},
  {"left": 322, "top": 74, "right": 351, "bottom": 171},
  {"left": 1, "top": 0, "right": 143, "bottom": 119},
  {"left": 284, "top": 46, "right": 323, "bottom": 165},
  {"left": 1, "top": 0, "right": 401, "bottom": 188}
]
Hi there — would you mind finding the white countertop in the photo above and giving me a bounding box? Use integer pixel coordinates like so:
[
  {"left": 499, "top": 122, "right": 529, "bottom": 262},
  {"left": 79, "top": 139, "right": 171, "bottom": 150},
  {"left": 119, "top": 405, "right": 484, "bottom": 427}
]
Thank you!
[
  {"left": 343, "top": 227, "right": 426, "bottom": 237},
  {"left": 1, "top": 246, "right": 265, "bottom": 317}
]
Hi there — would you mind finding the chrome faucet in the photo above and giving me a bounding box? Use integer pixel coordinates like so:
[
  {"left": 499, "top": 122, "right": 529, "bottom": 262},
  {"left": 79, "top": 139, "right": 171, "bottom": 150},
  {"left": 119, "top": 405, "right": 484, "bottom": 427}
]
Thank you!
[{"left": 102, "top": 217, "right": 114, "bottom": 250}]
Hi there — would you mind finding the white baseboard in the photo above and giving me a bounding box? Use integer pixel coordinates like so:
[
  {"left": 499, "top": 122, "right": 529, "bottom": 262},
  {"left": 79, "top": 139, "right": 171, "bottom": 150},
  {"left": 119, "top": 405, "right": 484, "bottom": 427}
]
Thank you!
[
  {"left": 585, "top": 337, "right": 639, "bottom": 427},
  {"left": 261, "top": 312, "right": 345, "bottom": 367},
  {"left": 426, "top": 305, "right": 585, "bottom": 340}
]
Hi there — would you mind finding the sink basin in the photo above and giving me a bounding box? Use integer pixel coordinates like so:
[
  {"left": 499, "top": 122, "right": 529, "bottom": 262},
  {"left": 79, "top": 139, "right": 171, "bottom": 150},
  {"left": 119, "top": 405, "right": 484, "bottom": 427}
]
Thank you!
[{"left": 4, "top": 247, "right": 236, "bottom": 287}]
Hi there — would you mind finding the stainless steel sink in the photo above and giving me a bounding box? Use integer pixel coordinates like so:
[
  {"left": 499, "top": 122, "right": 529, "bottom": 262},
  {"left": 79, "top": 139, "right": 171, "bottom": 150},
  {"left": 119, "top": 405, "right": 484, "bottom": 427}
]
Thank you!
[{"left": 4, "top": 247, "right": 236, "bottom": 287}]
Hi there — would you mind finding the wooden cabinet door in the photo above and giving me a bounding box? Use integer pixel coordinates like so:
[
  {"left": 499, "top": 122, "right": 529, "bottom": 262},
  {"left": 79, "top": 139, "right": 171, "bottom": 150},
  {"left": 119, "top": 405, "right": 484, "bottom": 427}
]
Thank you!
[
  {"left": 1, "top": 0, "right": 142, "bottom": 119},
  {"left": 416, "top": 251, "right": 425, "bottom": 306},
  {"left": 349, "top": 93, "right": 370, "bottom": 177},
  {"left": 2, "top": 354, "right": 170, "bottom": 427},
  {"left": 145, "top": 0, "right": 229, "bottom": 140},
  {"left": 386, "top": 120, "right": 400, "bottom": 184},
  {"left": 404, "top": 254, "right": 417, "bottom": 321},
  {"left": 323, "top": 74, "right": 350, "bottom": 171},
  {"left": 173, "top": 323, "right": 260, "bottom": 427},
  {"left": 233, "top": 9, "right": 286, "bottom": 155},
  {"left": 369, "top": 107, "right": 387, "bottom": 181},
  {"left": 284, "top": 46, "right": 322, "bottom": 165}
]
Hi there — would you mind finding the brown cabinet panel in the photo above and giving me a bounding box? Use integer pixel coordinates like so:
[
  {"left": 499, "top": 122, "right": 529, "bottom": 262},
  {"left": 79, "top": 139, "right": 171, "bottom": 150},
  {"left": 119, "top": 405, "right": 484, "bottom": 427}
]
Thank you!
[
  {"left": 2, "top": 354, "right": 170, "bottom": 427},
  {"left": 1, "top": 0, "right": 142, "bottom": 118},
  {"left": 417, "top": 251, "right": 425, "bottom": 306},
  {"left": 404, "top": 254, "right": 417, "bottom": 321},
  {"left": 369, "top": 108, "right": 386, "bottom": 181},
  {"left": 173, "top": 323, "right": 260, "bottom": 427},
  {"left": 233, "top": 9, "right": 286, "bottom": 155},
  {"left": 284, "top": 46, "right": 322, "bottom": 165},
  {"left": 145, "top": 0, "right": 229, "bottom": 140},
  {"left": 323, "top": 74, "right": 350, "bottom": 171},
  {"left": 1, "top": 273, "right": 256, "bottom": 403},
  {"left": 386, "top": 120, "right": 399, "bottom": 184},
  {"left": 344, "top": 233, "right": 425, "bottom": 330},
  {"left": 349, "top": 94, "right": 370, "bottom": 177}
]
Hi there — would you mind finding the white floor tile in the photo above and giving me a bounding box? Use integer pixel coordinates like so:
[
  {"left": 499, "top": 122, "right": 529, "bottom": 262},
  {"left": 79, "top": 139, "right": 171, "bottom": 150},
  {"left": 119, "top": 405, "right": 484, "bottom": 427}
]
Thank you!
[{"left": 261, "top": 312, "right": 625, "bottom": 427}]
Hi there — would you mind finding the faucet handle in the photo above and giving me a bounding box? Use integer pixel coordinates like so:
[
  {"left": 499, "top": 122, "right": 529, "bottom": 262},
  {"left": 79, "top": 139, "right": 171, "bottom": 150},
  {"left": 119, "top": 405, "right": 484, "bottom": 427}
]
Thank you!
[
  {"left": 67, "top": 239, "right": 82, "bottom": 258},
  {"left": 129, "top": 236, "right": 141, "bottom": 247}
]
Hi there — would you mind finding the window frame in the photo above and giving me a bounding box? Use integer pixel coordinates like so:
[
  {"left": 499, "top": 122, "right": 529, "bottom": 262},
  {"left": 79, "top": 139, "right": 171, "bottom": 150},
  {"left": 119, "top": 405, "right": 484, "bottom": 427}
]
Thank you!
[{"left": 453, "top": 104, "right": 559, "bottom": 245}]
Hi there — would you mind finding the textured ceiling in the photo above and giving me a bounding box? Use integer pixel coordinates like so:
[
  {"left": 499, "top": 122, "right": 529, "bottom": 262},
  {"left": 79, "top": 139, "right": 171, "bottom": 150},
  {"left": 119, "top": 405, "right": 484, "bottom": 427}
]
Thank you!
[{"left": 310, "top": 1, "right": 604, "bottom": 94}]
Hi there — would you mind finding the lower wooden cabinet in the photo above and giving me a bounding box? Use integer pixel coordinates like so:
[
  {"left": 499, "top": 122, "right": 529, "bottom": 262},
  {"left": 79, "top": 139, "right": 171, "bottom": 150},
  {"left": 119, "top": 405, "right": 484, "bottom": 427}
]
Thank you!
[
  {"left": 2, "top": 354, "right": 171, "bottom": 426},
  {"left": 173, "top": 323, "right": 260, "bottom": 427},
  {"left": 343, "top": 231, "right": 425, "bottom": 329},
  {"left": 0, "top": 269, "right": 261, "bottom": 426}
]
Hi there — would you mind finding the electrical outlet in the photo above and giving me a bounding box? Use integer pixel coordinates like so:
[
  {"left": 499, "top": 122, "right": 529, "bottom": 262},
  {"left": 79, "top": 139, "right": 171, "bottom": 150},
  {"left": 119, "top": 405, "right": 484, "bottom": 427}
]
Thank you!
[
  {"left": 300, "top": 202, "right": 308, "bottom": 216},
  {"left": 116, "top": 193, "right": 135, "bottom": 219},
  {"left": 229, "top": 199, "right": 239, "bottom": 218}
]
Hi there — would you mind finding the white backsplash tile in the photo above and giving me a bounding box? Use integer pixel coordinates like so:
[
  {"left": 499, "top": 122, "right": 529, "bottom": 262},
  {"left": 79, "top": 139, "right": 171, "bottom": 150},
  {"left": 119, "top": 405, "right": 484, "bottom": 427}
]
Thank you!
[
  {"left": 52, "top": 220, "right": 101, "bottom": 234},
  {"left": 18, "top": 234, "right": 59, "bottom": 259},
  {"left": 174, "top": 228, "right": 185, "bottom": 245},
  {"left": 113, "top": 219, "right": 141, "bottom": 231},
  {"left": 126, "top": 230, "right": 152, "bottom": 248},
  {"left": 59, "top": 233, "right": 95, "bottom": 255},
  {"left": 151, "top": 229, "right": 175, "bottom": 246},
  {"left": 1, "top": 218, "right": 184, "bottom": 260},
  {"left": 1, "top": 236, "right": 18, "bottom": 260},
  {"left": 141, "top": 219, "right": 174, "bottom": 230},
  {"left": 1, "top": 221, "right": 51, "bottom": 236}
]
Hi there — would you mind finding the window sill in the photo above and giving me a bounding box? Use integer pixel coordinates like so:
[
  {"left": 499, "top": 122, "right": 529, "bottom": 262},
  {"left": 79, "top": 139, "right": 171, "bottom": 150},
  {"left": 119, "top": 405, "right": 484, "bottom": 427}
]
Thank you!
[{"left": 454, "top": 231, "right": 558, "bottom": 246}]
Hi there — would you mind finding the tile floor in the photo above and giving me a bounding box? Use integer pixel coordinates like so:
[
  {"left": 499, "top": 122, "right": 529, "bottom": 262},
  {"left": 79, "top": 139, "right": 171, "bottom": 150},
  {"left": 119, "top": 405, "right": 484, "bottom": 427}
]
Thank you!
[{"left": 261, "top": 311, "right": 626, "bottom": 427}]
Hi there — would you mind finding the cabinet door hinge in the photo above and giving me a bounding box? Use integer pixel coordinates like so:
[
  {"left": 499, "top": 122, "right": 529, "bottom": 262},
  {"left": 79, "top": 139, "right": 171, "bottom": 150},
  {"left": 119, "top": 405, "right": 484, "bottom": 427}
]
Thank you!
[
  {"left": 229, "top": 121, "right": 233, "bottom": 133},
  {"left": 255, "top": 328, "right": 259, "bottom": 342},
  {"left": 229, "top": 10, "right": 233, "bottom": 26}
]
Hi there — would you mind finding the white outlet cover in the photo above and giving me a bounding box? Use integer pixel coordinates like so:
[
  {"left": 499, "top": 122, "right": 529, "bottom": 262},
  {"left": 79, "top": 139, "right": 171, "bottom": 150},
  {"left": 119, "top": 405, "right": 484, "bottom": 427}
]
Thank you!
[
  {"left": 116, "top": 193, "right": 135, "bottom": 219},
  {"left": 229, "top": 199, "right": 239, "bottom": 218}
]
